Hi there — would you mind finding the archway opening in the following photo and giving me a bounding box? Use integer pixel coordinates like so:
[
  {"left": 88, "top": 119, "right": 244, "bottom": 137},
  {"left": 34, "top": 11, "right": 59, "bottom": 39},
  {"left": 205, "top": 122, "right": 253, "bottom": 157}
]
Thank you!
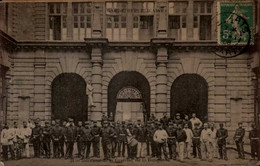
[
  {"left": 108, "top": 71, "right": 150, "bottom": 122},
  {"left": 51, "top": 73, "right": 88, "bottom": 121},
  {"left": 170, "top": 74, "right": 208, "bottom": 122}
]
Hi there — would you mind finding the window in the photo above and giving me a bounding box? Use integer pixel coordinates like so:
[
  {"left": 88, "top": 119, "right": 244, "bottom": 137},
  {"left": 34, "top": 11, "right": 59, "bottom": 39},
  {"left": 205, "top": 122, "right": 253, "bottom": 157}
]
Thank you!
[
  {"left": 73, "top": 3, "right": 92, "bottom": 40},
  {"left": 105, "top": 2, "right": 127, "bottom": 41},
  {"left": 132, "top": 2, "right": 154, "bottom": 40},
  {"left": 48, "top": 3, "right": 67, "bottom": 40},
  {"left": 193, "top": 1, "right": 213, "bottom": 40},
  {"left": 168, "top": 2, "right": 188, "bottom": 40}
]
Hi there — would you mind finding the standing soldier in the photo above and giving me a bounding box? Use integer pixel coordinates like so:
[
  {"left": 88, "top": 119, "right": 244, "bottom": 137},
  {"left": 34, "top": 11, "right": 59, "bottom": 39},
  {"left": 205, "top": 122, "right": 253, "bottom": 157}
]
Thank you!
[
  {"left": 117, "top": 121, "right": 127, "bottom": 157},
  {"left": 160, "top": 112, "right": 169, "bottom": 129},
  {"left": 64, "top": 118, "right": 77, "bottom": 160},
  {"left": 166, "top": 122, "right": 177, "bottom": 160},
  {"left": 233, "top": 122, "right": 245, "bottom": 159},
  {"left": 183, "top": 123, "right": 193, "bottom": 159},
  {"left": 31, "top": 121, "right": 42, "bottom": 158},
  {"left": 80, "top": 121, "right": 93, "bottom": 159},
  {"left": 42, "top": 121, "right": 51, "bottom": 158},
  {"left": 51, "top": 120, "right": 62, "bottom": 158},
  {"left": 145, "top": 121, "right": 151, "bottom": 156},
  {"left": 210, "top": 123, "right": 218, "bottom": 158},
  {"left": 126, "top": 121, "right": 138, "bottom": 160},
  {"left": 101, "top": 113, "right": 108, "bottom": 127},
  {"left": 183, "top": 115, "right": 192, "bottom": 129},
  {"left": 216, "top": 123, "right": 228, "bottom": 160},
  {"left": 249, "top": 124, "right": 259, "bottom": 160},
  {"left": 76, "top": 121, "right": 83, "bottom": 158},
  {"left": 200, "top": 123, "right": 213, "bottom": 162},
  {"left": 19, "top": 121, "right": 32, "bottom": 158},
  {"left": 192, "top": 123, "right": 202, "bottom": 159},
  {"left": 100, "top": 121, "right": 114, "bottom": 161},
  {"left": 174, "top": 113, "right": 183, "bottom": 126},
  {"left": 1, "top": 124, "right": 15, "bottom": 160},
  {"left": 147, "top": 121, "right": 157, "bottom": 158},
  {"left": 91, "top": 120, "right": 101, "bottom": 158},
  {"left": 190, "top": 113, "right": 202, "bottom": 130},
  {"left": 59, "top": 120, "right": 67, "bottom": 158},
  {"left": 153, "top": 123, "right": 169, "bottom": 161},
  {"left": 11, "top": 122, "right": 20, "bottom": 160},
  {"left": 110, "top": 122, "right": 117, "bottom": 158},
  {"left": 136, "top": 120, "right": 146, "bottom": 158},
  {"left": 176, "top": 123, "right": 187, "bottom": 162}
]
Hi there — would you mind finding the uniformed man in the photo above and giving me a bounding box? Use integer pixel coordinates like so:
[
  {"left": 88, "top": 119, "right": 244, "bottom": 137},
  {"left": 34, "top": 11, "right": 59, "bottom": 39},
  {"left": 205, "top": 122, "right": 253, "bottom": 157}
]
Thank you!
[
  {"left": 19, "top": 121, "right": 32, "bottom": 158},
  {"left": 76, "top": 121, "right": 83, "bottom": 158},
  {"left": 200, "top": 123, "right": 213, "bottom": 162},
  {"left": 126, "top": 121, "right": 138, "bottom": 160},
  {"left": 1, "top": 124, "right": 15, "bottom": 160},
  {"left": 153, "top": 123, "right": 169, "bottom": 161},
  {"left": 80, "top": 121, "right": 93, "bottom": 159},
  {"left": 216, "top": 123, "right": 228, "bottom": 160},
  {"left": 174, "top": 113, "right": 183, "bottom": 126},
  {"left": 117, "top": 121, "right": 127, "bottom": 157},
  {"left": 145, "top": 121, "right": 151, "bottom": 156},
  {"left": 51, "top": 119, "right": 62, "bottom": 158},
  {"left": 160, "top": 112, "right": 169, "bottom": 130},
  {"left": 147, "top": 121, "right": 157, "bottom": 158},
  {"left": 176, "top": 123, "right": 187, "bottom": 162},
  {"left": 42, "top": 121, "right": 51, "bottom": 158},
  {"left": 183, "top": 123, "right": 193, "bottom": 159},
  {"left": 101, "top": 113, "right": 108, "bottom": 127},
  {"left": 64, "top": 118, "right": 77, "bottom": 159},
  {"left": 110, "top": 122, "right": 117, "bottom": 158},
  {"left": 11, "top": 122, "right": 20, "bottom": 160},
  {"left": 91, "top": 120, "right": 101, "bottom": 158},
  {"left": 59, "top": 120, "right": 67, "bottom": 158},
  {"left": 210, "top": 123, "right": 218, "bottom": 158},
  {"left": 233, "top": 122, "right": 245, "bottom": 159},
  {"left": 31, "top": 121, "right": 42, "bottom": 158},
  {"left": 149, "top": 114, "right": 156, "bottom": 121},
  {"left": 249, "top": 124, "right": 259, "bottom": 160},
  {"left": 166, "top": 122, "right": 177, "bottom": 160},
  {"left": 192, "top": 123, "right": 202, "bottom": 159},
  {"left": 183, "top": 114, "right": 192, "bottom": 129},
  {"left": 100, "top": 121, "right": 114, "bottom": 161},
  {"left": 136, "top": 120, "right": 146, "bottom": 158}
]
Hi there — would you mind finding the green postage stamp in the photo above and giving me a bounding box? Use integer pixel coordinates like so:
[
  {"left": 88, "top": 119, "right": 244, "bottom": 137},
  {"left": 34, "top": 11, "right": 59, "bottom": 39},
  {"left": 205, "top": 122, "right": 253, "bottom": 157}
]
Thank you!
[{"left": 217, "top": 1, "right": 254, "bottom": 45}]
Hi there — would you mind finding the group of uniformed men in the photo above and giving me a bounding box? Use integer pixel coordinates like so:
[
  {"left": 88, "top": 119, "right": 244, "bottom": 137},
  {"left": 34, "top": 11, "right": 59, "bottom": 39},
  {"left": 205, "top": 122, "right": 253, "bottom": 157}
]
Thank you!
[{"left": 0, "top": 112, "right": 259, "bottom": 162}]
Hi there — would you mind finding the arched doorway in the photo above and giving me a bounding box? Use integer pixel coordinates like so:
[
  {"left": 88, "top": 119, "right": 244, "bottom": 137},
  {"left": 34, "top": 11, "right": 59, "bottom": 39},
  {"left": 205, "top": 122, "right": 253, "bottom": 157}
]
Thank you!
[
  {"left": 108, "top": 71, "right": 150, "bottom": 122},
  {"left": 51, "top": 73, "right": 88, "bottom": 121},
  {"left": 170, "top": 74, "right": 208, "bottom": 122}
]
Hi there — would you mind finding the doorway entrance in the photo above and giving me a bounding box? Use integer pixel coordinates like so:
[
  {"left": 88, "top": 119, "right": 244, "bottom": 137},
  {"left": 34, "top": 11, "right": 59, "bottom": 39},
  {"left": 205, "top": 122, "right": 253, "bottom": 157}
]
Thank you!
[
  {"left": 108, "top": 71, "right": 150, "bottom": 122},
  {"left": 115, "top": 87, "right": 144, "bottom": 122},
  {"left": 51, "top": 73, "right": 88, "bottom": 122}
]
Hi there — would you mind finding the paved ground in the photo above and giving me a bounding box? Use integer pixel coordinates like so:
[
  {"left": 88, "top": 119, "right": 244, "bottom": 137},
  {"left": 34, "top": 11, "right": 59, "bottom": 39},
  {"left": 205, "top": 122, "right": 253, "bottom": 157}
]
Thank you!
[{"left": 2, "top": 145, "right": 260, "bottom": 166}]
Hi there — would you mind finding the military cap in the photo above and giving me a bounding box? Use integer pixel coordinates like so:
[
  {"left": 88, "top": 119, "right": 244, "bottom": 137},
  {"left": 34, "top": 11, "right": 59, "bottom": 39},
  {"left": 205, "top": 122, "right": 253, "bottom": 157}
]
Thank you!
[
  {"left": 238, "top": 122, "right": 243, "bottom": 125},
  {"left": 92, "top": 120, "right": 97, "bottom": 123},
  {"left": 45, "top": 121, "right": 50, "bottom": 124},
  {"left": 103, "top": 121, "right": 108, "bottom": 124},
  {"left": 85, "top": 121, "right": 90, "bottom": 125},
  {"left": 176, "top": 113, "right": 180, "bottom": 116},
  {"left": 128, "top": 121, "right": 133, "bottom": 125},
  {"left": 169, "top": 122, "right": 173, "bottom": 125},
  {"left": 147, "top": 121, "right": 151, "bottom": 124}
]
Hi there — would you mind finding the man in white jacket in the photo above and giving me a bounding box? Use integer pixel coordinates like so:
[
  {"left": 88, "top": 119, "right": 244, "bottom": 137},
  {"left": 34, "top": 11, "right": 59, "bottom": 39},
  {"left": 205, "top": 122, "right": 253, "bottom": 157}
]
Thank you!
[
  {"left": 183, "top": 123, "right": 193, "bottom": 159},
  {"left": 190, "top": 113, "right": 202, "bottom": 130},
  {"left": 19, "top": 121, "right": 32, "bottom": 158},
  {"left": 153, "top": 123, "right": 169, "bottom": 161},
  {"left": 200, "top": 123, "right": 213, "bottom": 162},
  {"left": 1, "top": 124, "right": 15, "bottom": 160},
  {"left": 210, "top": 123, "right": 218, "bottom": 158}
]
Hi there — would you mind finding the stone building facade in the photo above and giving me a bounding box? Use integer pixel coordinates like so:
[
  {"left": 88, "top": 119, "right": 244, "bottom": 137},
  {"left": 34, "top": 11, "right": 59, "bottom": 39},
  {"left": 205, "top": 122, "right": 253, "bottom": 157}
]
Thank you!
[{"left": 0, "top": 0, "right": 259, "bottom": 143}]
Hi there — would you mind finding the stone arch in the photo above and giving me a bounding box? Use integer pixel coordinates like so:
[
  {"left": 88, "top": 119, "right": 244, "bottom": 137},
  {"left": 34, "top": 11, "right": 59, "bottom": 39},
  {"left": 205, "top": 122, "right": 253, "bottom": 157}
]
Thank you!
[
  {"left": 108, "top": 71, "right": 151, "bottom": 120},
  {"left": 170, "top": 74, "right": 208, "bottom": 122},
  {"left": 51, "top": 73, "right": 88, "bottom": 121}
]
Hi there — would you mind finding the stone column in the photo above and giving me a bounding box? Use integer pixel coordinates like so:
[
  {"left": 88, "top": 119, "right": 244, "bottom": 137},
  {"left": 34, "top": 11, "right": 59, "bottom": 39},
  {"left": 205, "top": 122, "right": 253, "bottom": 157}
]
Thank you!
[
  {"left": 86, "top": 5, "right": 108, "bottom": 120},
  {"left": 155, "top": 47, "right": 168, "bottom": 118}
]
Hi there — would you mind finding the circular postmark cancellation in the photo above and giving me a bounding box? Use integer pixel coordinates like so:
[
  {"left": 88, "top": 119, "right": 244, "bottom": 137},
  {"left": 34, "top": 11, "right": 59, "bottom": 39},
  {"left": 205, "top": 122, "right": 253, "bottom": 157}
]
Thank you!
[{"left": 213, "top": 2, "right": 254, "bottom": 58}]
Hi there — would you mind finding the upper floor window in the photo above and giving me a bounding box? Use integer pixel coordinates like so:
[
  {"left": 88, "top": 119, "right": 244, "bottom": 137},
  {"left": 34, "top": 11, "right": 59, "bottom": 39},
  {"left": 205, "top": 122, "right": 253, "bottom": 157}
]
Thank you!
[
  {"left": 73, "top": 3, "right": 92, "bottom": 40},
  {"left": 105, "top": 2, "right": 127, "bottom": 41},
  {"left": 193, "top": 1, "right": 213, "bottom": 40},
  {"left": 48, "top": 3, "right": 67, "bottom": 40},
  {"left": 132, "top": 2, "right": 154, "bottom": 40},
  {"left": 168, "top": 1, "right": 188, "bottom": 40}
]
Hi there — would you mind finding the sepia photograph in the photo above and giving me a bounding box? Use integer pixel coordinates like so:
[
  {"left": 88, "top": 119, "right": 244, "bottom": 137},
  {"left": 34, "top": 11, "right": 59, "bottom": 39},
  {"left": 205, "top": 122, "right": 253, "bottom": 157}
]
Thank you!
[{"left": 0, "top": 0, "right": 259, "bottom": 165}]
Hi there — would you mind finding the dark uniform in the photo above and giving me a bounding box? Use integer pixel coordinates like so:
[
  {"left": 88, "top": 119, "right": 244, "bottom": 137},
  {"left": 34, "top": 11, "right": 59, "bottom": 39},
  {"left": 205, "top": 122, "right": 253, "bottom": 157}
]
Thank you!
[
  {"left": 166, "top": 122, "right": 177, "bottom": 159},
  {"left": 91, "top": 121, "right": 101, "bottom": 158},
  {"left": 31, "top": 122, "right": 42, "bottom": 158},
  {"left": 233, "top": 122, "right": 245, "bottom": 159},
  {"left": 160, "top": 116, "right": 169, "bottom": 130},
  {"left": 42, "top": 122, "right": 51, "bottom": 158},
  {"left": 216, "top": 123, "right": 228, "bottom": 160},
  {"left": 64, "top": 124, "right": 77, "bottom": 159},
  {"left": 51, "top": 124, "right": 62, "bottom": 158},
  {"left": 249, "top": 124, "right": 259, "bottom": 159},
  {"left": 76, "top": 123, "right": 83, "bottom": 157},
  {"left": 192, "top": 124, "right": 202, "bottom": 159},
  {"left": 59, "top": 123, "right": 67, "bottom": 157},
  {"left": 147, "top": 123, "right": 158, "bottom": 157},
  {"left": 100, "top": 121, "right": 114, "bottom": 160},
  {"left": 117, "top": 122, "right": 127, "bottom": 157},
  {"left": 110, "top": 123, "right": 117, "bottom": 158},
  {"left": 127, "top": 124, "right": 138, "bottom": 159},
  {"left": 80, "top": 122, "right": 93, "bottom": 159},
  {"left": 101, "top": 114, "right": 108, "bottom": 127}
]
